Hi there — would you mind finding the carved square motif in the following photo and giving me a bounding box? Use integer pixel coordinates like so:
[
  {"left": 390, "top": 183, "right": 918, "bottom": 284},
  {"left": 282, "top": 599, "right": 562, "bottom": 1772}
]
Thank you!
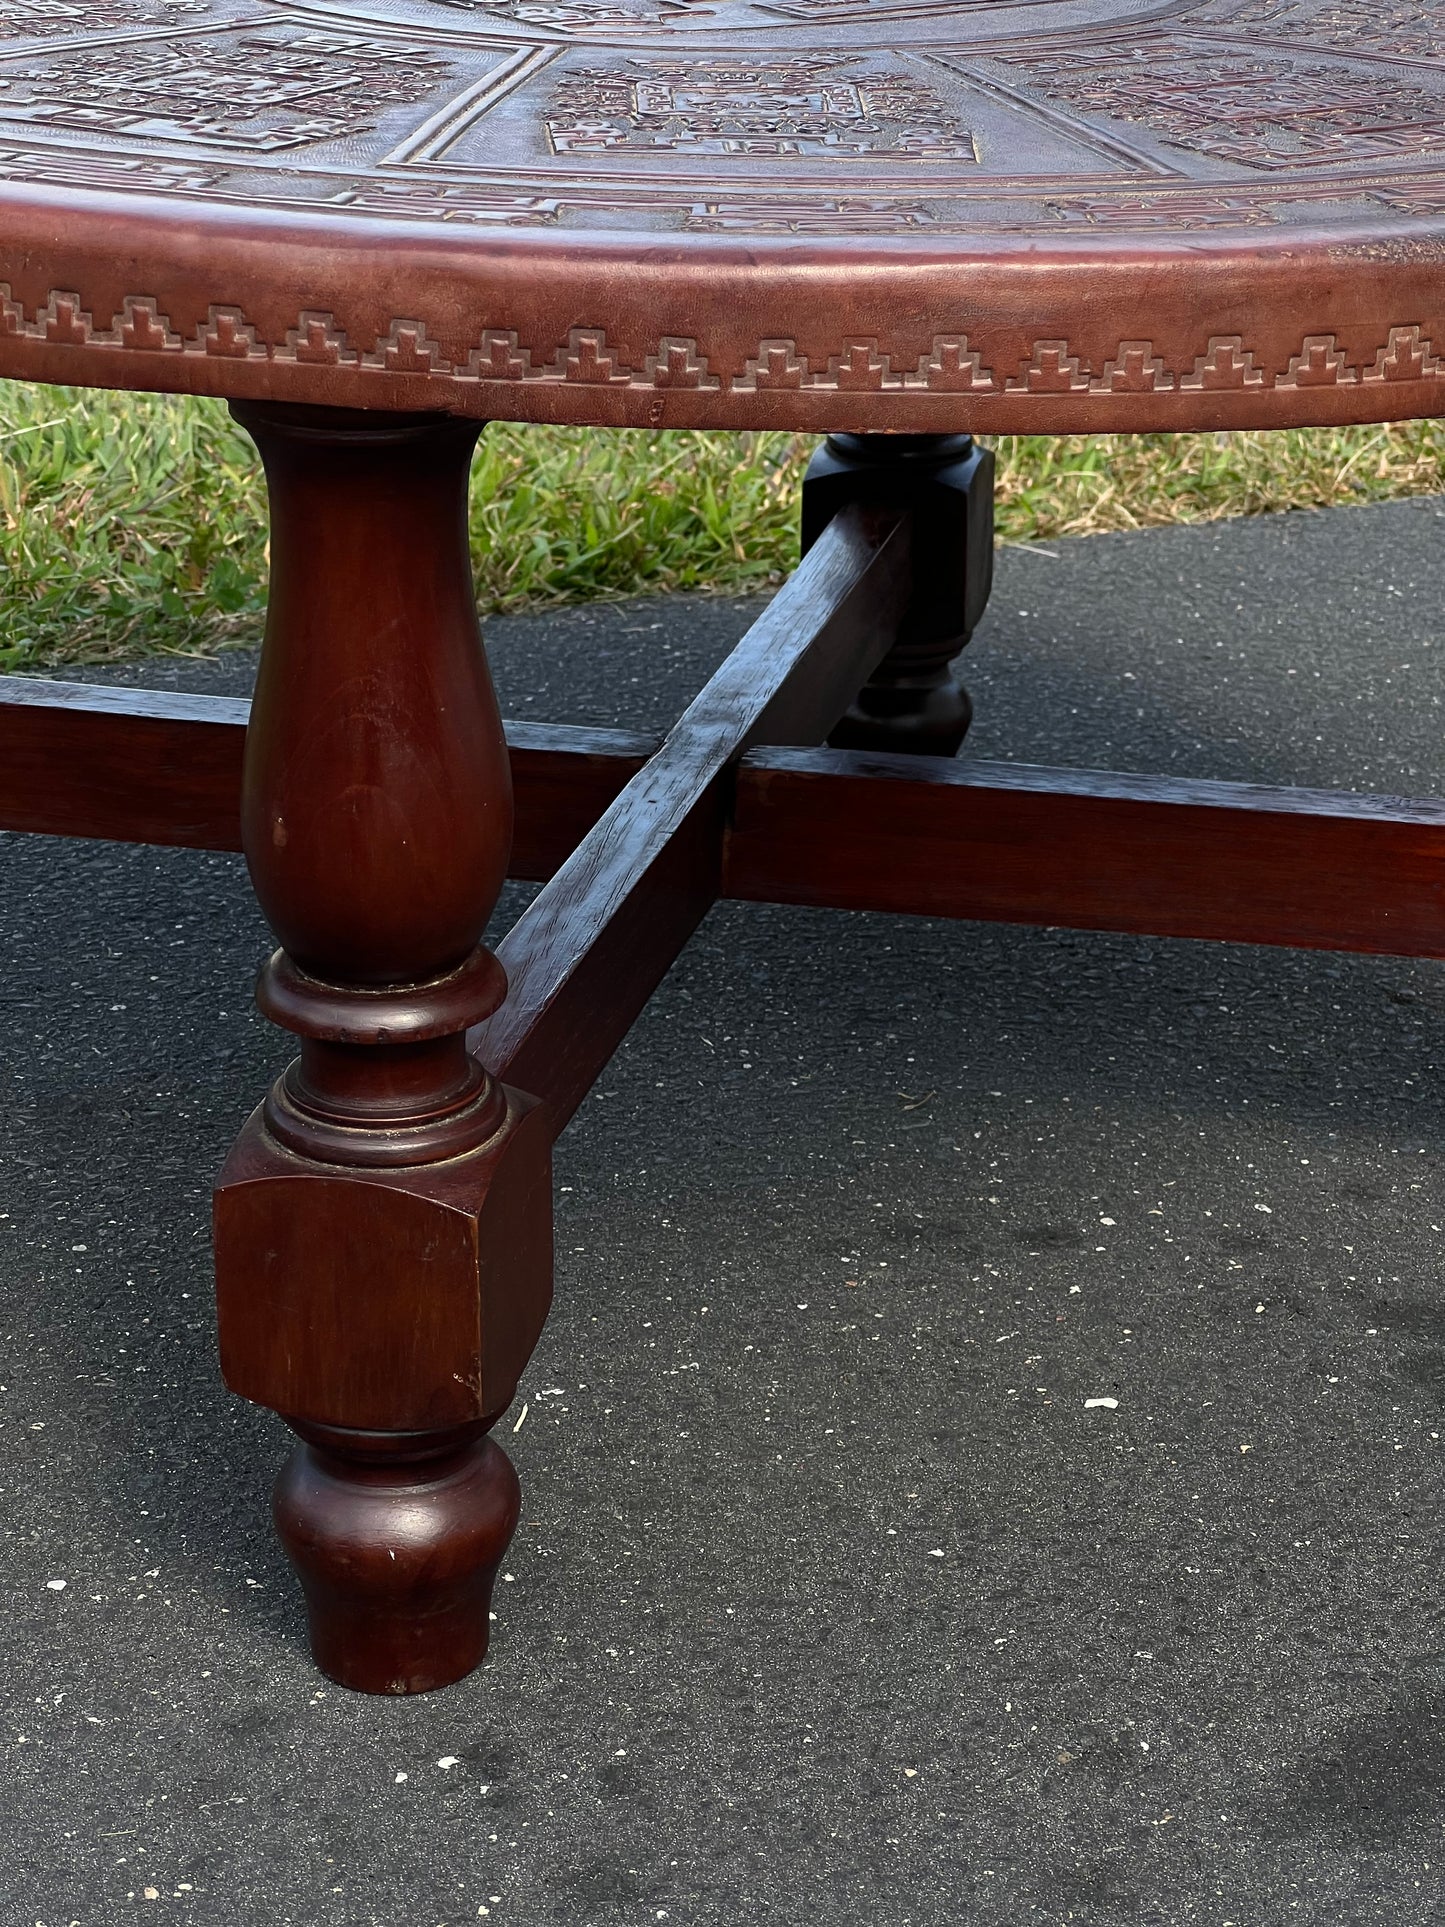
[
  {"left": 0, "top": 0, "right": 207, "bottom": 36},
  {"left": 0, "top": 30, "right": 453, "bottom": 152},
  {"left": 440, "top": 0, "right": 692, "bottom": 23},
  {"left": 546, "top": 56, "right": 976, "bottom": 160},
  {"left": 997, "top": 45, "right": 1445, "bottom": 169},
  {"left": 1185, "top": 0, "right": 1445, "bottom": 62},
  {"left": 761, "top": 0, "right": 1003, "bottom": 17}
]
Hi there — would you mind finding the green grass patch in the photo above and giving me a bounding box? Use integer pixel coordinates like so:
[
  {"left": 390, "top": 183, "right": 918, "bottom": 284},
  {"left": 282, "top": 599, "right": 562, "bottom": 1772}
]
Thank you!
[{"left": 0, "top": 379, "right": 1442, "bottom": 668}]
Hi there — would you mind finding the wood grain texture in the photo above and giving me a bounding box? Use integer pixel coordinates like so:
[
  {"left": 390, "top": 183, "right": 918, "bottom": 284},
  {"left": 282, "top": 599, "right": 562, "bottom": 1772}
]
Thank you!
[
  {"left": 211, "top": 405, "right": 551, "bottom": 1695},
  {"left": 727, "top": 748, "right": 1445, "bottom": 958},
  {"left": 8, "top": 675, "right": 1442, "bottom": 961},
  {"left": 0, "top": 678, "right": 651, "bottom": 874},
  {"left": 471, "top": 501, "right": 912, "bottom": 1130},
  {"left": 0, "top": 678, "right": 249, "bottom": 849}
]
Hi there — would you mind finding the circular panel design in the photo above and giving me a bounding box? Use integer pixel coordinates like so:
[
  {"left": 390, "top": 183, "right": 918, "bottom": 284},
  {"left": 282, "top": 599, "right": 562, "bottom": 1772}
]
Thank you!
[{"left": 0, "top": 0, "right": 1442, "bottom": 432}]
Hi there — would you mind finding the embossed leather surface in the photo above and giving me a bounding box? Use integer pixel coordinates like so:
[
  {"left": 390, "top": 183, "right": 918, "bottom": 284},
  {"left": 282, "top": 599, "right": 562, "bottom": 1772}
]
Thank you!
[{"left": 0, "top": 0, "right": 1443, "bottom": 429}]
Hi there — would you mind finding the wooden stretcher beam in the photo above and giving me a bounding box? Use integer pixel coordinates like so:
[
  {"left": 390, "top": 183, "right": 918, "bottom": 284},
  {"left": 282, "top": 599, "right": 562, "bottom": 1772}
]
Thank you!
[
  {"left": 727, "top": 747, "right": 1445, "bottom": 960},
  {"left": 0, "top": 675, "right": 652, "bottom": 874},
  {"left": 3, "top": 647, "right": 1443, "bottom": 970}
]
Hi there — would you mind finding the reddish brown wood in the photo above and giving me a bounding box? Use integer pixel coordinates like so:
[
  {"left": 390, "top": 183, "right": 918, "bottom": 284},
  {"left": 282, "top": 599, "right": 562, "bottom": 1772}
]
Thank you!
[
  {"left": 727, "top": 749, "right": 1445, "bottom": 958},
  {"left": 0, "top": 680, "right": 652, "bottom": 874},
  {"left": 212, "top": 405, "right": 552, "bottom": 1695},
  {"left": 274, "top": 1426, "right": 520, "bottom": 1698},
  {"left": 7, "top": 677, "right": 1445, "bottom": 960},
  {"left": 506, "top": 721, "right": 654, "bottom": 879},
  {"left": 0, "top": 679, "right": 249, "bottom": 849},
  {"left": 1, "top": 7, "right": 1445, "bottom": 440},
  {"left": 472, "top": 502, "right": 911, "bottom": 1131}
]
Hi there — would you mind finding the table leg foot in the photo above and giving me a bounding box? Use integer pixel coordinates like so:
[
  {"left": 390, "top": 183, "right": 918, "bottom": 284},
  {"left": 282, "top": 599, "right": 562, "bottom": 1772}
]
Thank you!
[
  {"left": 802, "top": 431, "right": 994, "bottom": 756},
  {"left": 274, "top": 1423, "right": 521, "bottom": 1695},
  {"left": 826, "top": 673, "right": 974, "bottom": 757}
]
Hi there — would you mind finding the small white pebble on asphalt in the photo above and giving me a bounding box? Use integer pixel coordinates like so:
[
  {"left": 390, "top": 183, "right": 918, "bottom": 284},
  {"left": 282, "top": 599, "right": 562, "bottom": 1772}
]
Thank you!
[
  {"left": 395, "top": 1772, "right": 408, "bottom": 1783},
  {"left": 1084, "top": 1398, "right": 1118, "bottom": 1410},
  {"left": 796, "top": 1303, "right": 808, "bottom": 1311},
  {"left": 1255, "top": 1304, "right": 1266, "bottom": 1314},
  {"left": 1099, "top": 1217, "right": 1115, "bottom": 1226},
  {"left": 928, "top": 1549, "right": 944, "bottom": 1558},
  {"left": 438, "top": 1757, "right": 460, "bottom": 1771},
  {"left": 1254, "top": 1204, "right": 1273, "bottom": 1214},
  {"left": 903, "top": 1767, "right": 918, "bottom": 1778},
  {"left": 1240, "top": 1444, "right": 1253, "bottom": 1454},
  {"left": 45, "top": 1580, "right": 65, "bottom": 1592}
]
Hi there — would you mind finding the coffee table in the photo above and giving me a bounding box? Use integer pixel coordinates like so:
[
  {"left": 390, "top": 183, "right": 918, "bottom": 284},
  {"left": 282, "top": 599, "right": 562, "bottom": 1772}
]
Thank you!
[{"left": 1, "top": 0, "right": 1444, "bottom": 1695}]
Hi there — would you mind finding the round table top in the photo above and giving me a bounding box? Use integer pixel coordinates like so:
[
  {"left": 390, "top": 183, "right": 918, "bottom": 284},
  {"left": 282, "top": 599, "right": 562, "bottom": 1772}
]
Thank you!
[{"left": 1, "top": 0, "right": 1445, "bottom": 432}]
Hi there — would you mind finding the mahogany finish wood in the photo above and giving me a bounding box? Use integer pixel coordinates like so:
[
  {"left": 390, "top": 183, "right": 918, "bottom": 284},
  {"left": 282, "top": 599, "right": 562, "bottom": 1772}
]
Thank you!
[
  {"left": 0, "top": 2, "right": 1444, "bottom": 437},
  {"left": 473, "top": 502, "right": 911, "bottom": 1129},
  {"left": 212, "top": 405, "right": 553, "bottom": 1695},
  {"left": 0, "top": 679, "right": 250, "bottom": 849},
  {"left": 6, "top": 679, "right": 1445, "bottom": 961},
  {"left": 0, "top": 679, "right": 653, "bottom": 870},
  {"left": 5, "top": 0, "right": 1445, "bottom": 1701},
  {"left": 726, "top": 750, "right": 1445, "bottom": 959}
]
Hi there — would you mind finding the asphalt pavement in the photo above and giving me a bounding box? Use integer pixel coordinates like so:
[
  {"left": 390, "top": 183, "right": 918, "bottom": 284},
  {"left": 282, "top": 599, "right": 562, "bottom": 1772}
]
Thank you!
[{"left": 2, "top": 496, "right": 1443, "bottom": 1926}]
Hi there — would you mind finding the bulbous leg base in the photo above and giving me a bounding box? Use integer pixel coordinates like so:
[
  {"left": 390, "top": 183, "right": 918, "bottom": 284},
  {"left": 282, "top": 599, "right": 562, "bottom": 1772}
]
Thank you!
[
  {"left": 828, "top": 673, "right": 973, "bottom": 757},
  {"left": 274, "top": 1427, "right": 521, "bottom": 1695}
]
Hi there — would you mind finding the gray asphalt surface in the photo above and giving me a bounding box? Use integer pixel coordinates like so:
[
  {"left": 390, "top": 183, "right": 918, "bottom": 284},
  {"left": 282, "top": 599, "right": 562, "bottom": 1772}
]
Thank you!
[{"left": 2, "top": 497, "right": 1443, "bottom": 1927}]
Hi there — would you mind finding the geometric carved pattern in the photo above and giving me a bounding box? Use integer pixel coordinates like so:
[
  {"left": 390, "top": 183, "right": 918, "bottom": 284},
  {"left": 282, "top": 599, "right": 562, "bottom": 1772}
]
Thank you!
[
  {"left": 0, "top": 33, "right": 451, "bottom": 152},
  {"left": 1044, "top": 194, "right": 1278, "bottom": 231},
  {"left": 996, "top": 45, "right": 1445, "bottom": 169},
  {"left": 276, "top": 313, "right": 358, "bottom": 368},
  {"left": 1179, "top": 336, "right": 1267, "bottom": 390},
  {"left": 0, "top": 281, "right": 1441, "bottom": 410},
  {"left": 1091, "top": 342, "right": 1175, "bottom": 394},
  {"left": 1364, "top": 326, "right": 1441, "bottom": 385},
  {"left": 7, "top": 287, "right": 1440, "bottom": 411},
  {"left": 443, "top": 0, "right": 691, "bottom": 22},
  {"left": 0, "top": 0, "right": 207, "bottom": 34},
  {"left": 1278, "top": 333, "right": 1357, "bottom": 389},
  {"left": 1007, "top": 341, "right": 1090, "bottom": 395},
  {"left": 0, "top": 0, "right": 1441, "bottom": 429},
  {"left": 1184, "top": 0, "right": 1445, "bottom": 63},
  {"left": 546, "top": 57, "right": 977, "bottom": 160}
]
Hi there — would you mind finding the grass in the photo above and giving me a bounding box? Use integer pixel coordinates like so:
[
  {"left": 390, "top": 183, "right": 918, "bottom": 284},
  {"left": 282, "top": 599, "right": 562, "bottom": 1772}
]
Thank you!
[{"left": 1, "top": 378, "right": 1443, "bottom": 668}]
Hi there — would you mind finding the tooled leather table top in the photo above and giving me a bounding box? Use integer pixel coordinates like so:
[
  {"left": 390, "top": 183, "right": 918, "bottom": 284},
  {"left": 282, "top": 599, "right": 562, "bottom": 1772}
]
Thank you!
[{"left": 0, "top": 0, "right": 1444, "bottom": 432}]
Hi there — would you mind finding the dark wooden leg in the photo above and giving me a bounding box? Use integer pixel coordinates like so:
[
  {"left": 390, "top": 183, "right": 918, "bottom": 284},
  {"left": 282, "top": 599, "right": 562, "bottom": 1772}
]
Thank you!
[
  {"left": 212, "top": 405, "right": 552, "bottom": 1695},
  {"left": 803, "top": 432, "right": 994, "bottom": 756}
]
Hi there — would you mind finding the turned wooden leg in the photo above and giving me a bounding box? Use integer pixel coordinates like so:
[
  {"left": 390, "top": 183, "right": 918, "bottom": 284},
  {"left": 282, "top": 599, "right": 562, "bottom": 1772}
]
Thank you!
[
  {"left": 212, "top": 405, "right": 552, "bottom": 1694},
  {"left": 802, "top": 432, "right": 995, "bottom": 756}
]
